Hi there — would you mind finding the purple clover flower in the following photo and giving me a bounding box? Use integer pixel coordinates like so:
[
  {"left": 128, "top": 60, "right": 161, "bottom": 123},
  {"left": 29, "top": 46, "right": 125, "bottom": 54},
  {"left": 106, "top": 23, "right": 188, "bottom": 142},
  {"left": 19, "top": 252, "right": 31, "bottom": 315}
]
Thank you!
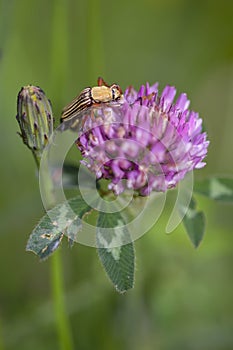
[{"left": 75, "top": 83, "right": 209, "bottom": 196}]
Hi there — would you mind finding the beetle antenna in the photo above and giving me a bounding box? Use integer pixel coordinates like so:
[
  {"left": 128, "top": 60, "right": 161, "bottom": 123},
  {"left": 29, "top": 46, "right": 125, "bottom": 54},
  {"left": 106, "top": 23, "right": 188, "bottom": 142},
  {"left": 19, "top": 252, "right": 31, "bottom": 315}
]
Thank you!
[{"left": 97, "top": 77, "right": 110, "bottom": 87}]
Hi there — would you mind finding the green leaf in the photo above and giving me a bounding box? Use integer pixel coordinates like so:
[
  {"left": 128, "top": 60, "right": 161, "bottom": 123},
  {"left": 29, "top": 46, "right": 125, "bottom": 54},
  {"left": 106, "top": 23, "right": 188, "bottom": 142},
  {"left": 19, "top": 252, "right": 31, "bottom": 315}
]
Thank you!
[
  {"left": 26, "top": 196, "right": 92, "bottom": 259},
  {"left": 96, "top": 210, "right": 135, "bottom": 293},
  {"left": 194, "top": 177, "right": 233, "bottom": 202},
  {"left": 179, "top": 198, "right": 206, "bottom": 248}
]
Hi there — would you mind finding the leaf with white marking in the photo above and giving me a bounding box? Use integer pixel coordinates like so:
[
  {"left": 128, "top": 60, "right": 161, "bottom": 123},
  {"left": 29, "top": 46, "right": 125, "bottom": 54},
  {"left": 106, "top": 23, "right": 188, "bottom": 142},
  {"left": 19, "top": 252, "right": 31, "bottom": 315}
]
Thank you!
[{"left": 26, "top": 196, "right": 92, "bottom": 259}]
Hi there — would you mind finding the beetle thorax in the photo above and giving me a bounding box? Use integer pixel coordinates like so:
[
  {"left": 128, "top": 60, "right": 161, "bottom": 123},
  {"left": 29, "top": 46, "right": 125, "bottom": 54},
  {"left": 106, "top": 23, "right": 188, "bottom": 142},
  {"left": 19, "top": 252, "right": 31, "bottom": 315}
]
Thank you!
[{"left": 91, "top": 86, "right": 112, "bottom": 103}]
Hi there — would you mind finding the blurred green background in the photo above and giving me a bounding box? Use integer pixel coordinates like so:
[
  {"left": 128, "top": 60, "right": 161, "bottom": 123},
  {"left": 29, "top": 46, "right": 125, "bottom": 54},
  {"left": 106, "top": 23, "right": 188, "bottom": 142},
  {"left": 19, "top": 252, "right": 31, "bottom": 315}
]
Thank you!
[{"left": 1, "top": 0, "right": 233, "bottom": 349}]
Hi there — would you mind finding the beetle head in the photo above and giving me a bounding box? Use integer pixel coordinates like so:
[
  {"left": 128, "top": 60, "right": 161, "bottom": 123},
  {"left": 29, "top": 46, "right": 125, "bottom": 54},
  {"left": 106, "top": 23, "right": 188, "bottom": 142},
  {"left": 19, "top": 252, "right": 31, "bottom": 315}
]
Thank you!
[{"left": 110, "top": 84, "right": 123, "bottom": 101}]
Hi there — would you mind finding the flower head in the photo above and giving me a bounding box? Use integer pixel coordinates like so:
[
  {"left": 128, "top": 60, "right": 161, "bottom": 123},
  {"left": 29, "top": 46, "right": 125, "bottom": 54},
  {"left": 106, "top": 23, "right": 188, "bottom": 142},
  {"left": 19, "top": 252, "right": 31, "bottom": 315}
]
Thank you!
[
  {"left": 73, "top": 82, "right": 209, "bottom": 196},
  {"left": 16, "top": 85, "right": 53, "bottom": 161}
]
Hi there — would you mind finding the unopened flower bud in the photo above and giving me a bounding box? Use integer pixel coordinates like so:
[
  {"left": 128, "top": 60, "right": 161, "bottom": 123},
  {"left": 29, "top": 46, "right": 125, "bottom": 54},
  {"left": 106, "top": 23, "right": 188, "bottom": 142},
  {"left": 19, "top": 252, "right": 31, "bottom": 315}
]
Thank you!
[{"left": 16, "top": 85, "right": 54, "bottom": 162}]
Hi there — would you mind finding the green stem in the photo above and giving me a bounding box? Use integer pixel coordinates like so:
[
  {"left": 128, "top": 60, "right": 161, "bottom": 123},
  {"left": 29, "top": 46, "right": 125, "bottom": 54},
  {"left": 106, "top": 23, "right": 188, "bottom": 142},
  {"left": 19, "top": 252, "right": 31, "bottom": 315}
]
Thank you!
[
  {"left": 32, "top": 151, "right": 41, "bottom": 169},
  {"left": 43, "top": 184, "right": 74, "bottom": 350},
  {"left": 43, "top": 172, "right": 74, "bottom": 350},
  {"left": 34, "top": 151, "right": 74, "bottom": 350},
  {"left": 51, "top": 251, "right": 73, "bottom": 350}
]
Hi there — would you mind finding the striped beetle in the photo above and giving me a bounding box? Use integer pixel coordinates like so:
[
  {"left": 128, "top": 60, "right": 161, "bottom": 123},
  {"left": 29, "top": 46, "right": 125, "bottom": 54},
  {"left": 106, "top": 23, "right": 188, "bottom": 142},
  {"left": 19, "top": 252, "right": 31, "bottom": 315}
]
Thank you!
[{"left": 61, "top": 77, "right": 123, "bottom": 122}]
